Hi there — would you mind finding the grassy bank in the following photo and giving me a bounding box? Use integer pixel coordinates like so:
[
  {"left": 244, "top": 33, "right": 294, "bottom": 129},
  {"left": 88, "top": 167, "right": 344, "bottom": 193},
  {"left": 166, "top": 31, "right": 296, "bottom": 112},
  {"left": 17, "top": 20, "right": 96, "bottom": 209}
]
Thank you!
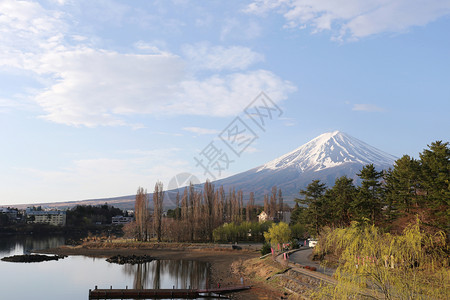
[{"left": 235, "top": 255, "right": 321, "bottom": 299}]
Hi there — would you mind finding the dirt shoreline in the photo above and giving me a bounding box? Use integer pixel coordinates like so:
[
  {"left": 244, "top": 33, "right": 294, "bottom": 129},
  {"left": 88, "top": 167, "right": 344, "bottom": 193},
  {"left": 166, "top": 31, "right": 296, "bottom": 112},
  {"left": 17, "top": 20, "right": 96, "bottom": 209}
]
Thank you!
[{"left": 37, "top": 243, "right": 285, "bottom": 299}]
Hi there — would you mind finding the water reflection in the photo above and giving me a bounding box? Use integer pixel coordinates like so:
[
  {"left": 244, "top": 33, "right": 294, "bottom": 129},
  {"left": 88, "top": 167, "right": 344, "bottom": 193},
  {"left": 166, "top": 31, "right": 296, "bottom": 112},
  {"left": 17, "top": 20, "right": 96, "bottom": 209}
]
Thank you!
[
  {"left": 123, "top": 260, "right": 210, "bottom": 290},
  {"left": 0, "top": 236, "right": 65, "bottom": 258},
  {"left": 0, "top": 237, "right": 214, "bottom": 299}
]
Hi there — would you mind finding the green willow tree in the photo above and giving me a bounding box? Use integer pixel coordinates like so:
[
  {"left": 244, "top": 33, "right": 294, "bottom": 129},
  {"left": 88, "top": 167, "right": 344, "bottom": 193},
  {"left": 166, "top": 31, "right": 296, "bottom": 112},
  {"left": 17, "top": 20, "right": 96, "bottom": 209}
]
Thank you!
[
  {"left": 313, "top": 219, "right": 449, "bottom": 299},
  {"left": 264, "top": 222, "right": 291, "bottom": 250}
]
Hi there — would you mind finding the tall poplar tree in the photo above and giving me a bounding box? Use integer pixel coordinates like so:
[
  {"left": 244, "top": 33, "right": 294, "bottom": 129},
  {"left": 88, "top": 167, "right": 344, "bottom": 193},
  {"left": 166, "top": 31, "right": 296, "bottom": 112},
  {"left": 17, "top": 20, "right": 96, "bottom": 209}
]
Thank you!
[
  {"left": 153, "top": 181, "right": 164, "bottom": 242},
  {"left": 135, "top": 187, "right": 149, "bottom": 241}
]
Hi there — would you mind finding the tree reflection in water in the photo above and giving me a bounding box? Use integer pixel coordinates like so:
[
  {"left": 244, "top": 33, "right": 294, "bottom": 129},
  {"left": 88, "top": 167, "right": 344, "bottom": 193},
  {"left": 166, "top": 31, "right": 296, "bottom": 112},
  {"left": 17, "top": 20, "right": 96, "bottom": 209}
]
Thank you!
[
  {"left": 123, "top": 260, "right": 209, "bottom": 290},
  {"left": 0, "top": 236, "right": 66, "bottom": 257}
]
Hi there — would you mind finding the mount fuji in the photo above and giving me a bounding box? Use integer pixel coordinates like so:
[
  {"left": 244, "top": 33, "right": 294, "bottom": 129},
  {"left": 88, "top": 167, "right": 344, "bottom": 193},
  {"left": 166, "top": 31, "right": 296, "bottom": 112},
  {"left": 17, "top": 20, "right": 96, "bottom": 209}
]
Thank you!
[
  {"left": 213, "top": 131, "right": 397, "bottom": 204},
  {"left": 23, "top": 131, "right": 397, "bottom": 209}
]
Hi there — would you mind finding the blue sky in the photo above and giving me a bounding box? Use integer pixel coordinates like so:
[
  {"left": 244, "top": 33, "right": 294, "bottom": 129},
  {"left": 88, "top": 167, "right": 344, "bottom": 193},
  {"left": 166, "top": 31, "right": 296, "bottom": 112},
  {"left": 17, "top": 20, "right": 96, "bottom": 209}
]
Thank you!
[{"left": 1, "top": 0, "right": 449, "bottom": 205}]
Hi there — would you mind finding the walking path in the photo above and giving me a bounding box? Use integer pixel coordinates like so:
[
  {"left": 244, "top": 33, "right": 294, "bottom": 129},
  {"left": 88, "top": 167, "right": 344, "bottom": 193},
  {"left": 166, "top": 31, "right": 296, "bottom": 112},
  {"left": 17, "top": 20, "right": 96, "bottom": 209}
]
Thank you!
[
  {"left": 288, "top": 247, "right": 335, "bottom": 276},
  {"left": 276, "top": 248, "right": 382, "bottom": 299},
  {"left": 272, "top": 247, "right": 336, "bottom": 285}
]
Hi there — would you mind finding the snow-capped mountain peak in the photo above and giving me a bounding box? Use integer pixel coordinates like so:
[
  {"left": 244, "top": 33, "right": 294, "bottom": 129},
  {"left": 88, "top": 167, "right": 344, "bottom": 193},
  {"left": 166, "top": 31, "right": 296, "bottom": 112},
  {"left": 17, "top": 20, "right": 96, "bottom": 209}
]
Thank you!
[{"left": 257, "top": 131, "right": 397, "bottom": 173}]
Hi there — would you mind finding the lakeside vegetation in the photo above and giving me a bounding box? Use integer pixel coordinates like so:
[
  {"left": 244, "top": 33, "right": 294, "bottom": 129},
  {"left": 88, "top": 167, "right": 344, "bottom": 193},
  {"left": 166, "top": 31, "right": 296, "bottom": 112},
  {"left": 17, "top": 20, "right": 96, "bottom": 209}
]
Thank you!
[
  {"left": 124, "top": 181, "right": 287, "bottom": 243},
  {"left": 312, "top": 219, "right": 449, "bottom": 299},
  {"left": 291, "top": 141, "right": 449, "bottom": 299},
  {"left": 291, "top": 141, "right": 449, "bottom": 236},
  {"left": 120, "top": 140, "right": 448, "bottom": 298},
  {"left": 0, "top": 204, "right": 125, "bottom": 237},
  {"left": 2, "top": 140, "right": 447, "bottom": 299}
]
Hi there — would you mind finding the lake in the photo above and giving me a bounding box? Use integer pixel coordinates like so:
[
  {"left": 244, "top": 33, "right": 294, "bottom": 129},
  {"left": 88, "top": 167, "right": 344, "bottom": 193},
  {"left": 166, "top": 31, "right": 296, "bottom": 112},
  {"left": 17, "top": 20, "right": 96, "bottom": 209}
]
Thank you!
[{"left": 0, "top": 236, "right": 211, "bottom": 299}]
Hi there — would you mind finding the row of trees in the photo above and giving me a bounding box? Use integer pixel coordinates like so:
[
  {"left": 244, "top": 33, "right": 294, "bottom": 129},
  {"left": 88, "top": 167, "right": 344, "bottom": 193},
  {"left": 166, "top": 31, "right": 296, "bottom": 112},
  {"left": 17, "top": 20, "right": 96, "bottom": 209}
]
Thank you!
[
  {"left": 292, "top": 141, "right": 449, "bottom": 235},
  {"left": 133, "top": 182, "right": 165, "bottom": 242},
  {"left": 212, "top": 221, "right": 273, "bottom": 243},
  {"left": 128, "top": 179, "right": 287, "bottom": 242},
  {"left": 66, "top": 204, "right": 124, "bottom": 227}
]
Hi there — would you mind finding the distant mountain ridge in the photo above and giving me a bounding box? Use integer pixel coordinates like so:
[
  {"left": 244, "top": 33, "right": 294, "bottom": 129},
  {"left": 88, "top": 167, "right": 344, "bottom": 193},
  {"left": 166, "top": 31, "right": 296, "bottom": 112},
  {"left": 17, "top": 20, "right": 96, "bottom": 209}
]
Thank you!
[
  {"left": 13, "top": 131, "right": 397, "bottom": 209},
  {"left": 211, "top": 131, "right": 397, "bottom": 204}
]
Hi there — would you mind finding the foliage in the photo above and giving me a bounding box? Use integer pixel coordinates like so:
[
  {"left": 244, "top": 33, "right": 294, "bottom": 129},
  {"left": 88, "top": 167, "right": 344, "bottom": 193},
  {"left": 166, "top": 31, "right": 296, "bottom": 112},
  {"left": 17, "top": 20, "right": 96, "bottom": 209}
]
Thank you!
[
  {"left": 212, "top": 221, "right": 271, "bottom": 243},
  {"left": 354, "top": 164, "right": 384, "bottom": 223},
  {"left": 313, "top": 218, "right": 449, "bottom": 299},
  {"left": 166, "top": 207, "right": 181, "bottom": 219},
  {"left": 325, "top": 175, "right": 357, "bottom": 227},
  {"left": 66, "top": 204, "right": 123, "bottom": 227},
  {"left": 295, "top": 180, "right": 327, "bottom": 235},
  {"left": 263, "top": 222, "right": 291, "bottom": 248},
  {"left": 290, "top": 140, "right": 449, "bottom": 235},
  {"left": 385, "top": 155, "right": 422, "bottom": 216},
  {"left": 290, "top": 222, "right": 307, "bottom": 239},
  {"left": 260, "top": 243, "right": 272, "bottom": 255},
  {"left": 0, "top": 213, "right": 10, "bottom": 226}
]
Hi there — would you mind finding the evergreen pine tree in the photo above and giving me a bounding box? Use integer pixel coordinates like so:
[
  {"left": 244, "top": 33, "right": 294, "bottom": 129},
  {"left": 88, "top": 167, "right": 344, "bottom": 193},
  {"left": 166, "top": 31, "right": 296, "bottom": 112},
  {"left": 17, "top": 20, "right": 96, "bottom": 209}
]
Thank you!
[
  {"left": 384, "top": 155, "right": 421, "bottom": 218},
  {"left": 354, "top": 164, "right": 384, "bottom": 224},
  {"left": 297, "top": 180, "right": 327, "bottom": 235},
  {"left": 326, "top": 176, "right": 357, "bottom": 227}
]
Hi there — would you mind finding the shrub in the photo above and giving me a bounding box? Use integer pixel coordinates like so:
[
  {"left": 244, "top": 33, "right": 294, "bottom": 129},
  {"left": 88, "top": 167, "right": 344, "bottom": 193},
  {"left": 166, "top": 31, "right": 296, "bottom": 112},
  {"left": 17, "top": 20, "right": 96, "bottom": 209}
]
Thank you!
[{"left": 260, "top": 243, "right": 272, "bottom": 255}]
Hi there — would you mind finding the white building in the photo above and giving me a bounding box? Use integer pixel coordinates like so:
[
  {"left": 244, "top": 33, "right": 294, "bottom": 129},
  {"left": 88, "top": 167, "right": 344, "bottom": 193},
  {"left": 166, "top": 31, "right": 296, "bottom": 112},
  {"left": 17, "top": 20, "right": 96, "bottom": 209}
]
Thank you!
[
  {"left": 0, "top": 207, "right": 18, "bottom": 220},
  {"left": 26, "top": 210, "right": 66, "bottom": 226},
  {"left": 257, "top": 211, "right": 270, "bottom": 223},
  {"left": 308, "top": 238, "right": 318, "bottom": 248},
  {"left": 112, "top": 215, "right": 133, "bottom": 225}
]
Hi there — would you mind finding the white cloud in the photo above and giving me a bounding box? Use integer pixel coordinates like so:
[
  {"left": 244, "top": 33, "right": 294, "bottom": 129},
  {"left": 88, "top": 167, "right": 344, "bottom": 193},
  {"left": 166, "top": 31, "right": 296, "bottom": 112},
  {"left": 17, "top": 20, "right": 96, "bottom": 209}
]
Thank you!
[
  {"left": 32, "top": 47, "right": 185, "bottom": 127},
  {"left": 133, "top": 41, "right": 170, "bottom": 55},
  {"left": 0, "top": 0, "right": 65, "bottom": 68},
  {"left": 13, "top": 149, "right": 190, "bottom": 203},
  {"left": 220, "top": 18, "right": 262, "bottom": 41},
  {"left": 280, "top": 117, "right": 296, "bottom": 126},
  {"left": 0, "top": 1, "right": 295, "bottom": 127},
  {"left": 30, "top": 48, "right": 293, "bottom": 126},
  {"left": 243, "top": 146, "right": 260, "bottom": 154},
  {"left": 182, "top": 43, "right": 264, "bottom": 71},
  {"left": 183, "top": 127, "right": 220, "bottom": 135},
  {"left": 352, "top": 103, "right": 385, "bottom": 112},
  {"left": 174, "top": 70, "right": 296, "bottom": 117},
  {"left": 0, "top": 98, "right": 18, "bottom": 109},
  {"left": 245, "top": 0, "right": 450, "bottom": 40}
]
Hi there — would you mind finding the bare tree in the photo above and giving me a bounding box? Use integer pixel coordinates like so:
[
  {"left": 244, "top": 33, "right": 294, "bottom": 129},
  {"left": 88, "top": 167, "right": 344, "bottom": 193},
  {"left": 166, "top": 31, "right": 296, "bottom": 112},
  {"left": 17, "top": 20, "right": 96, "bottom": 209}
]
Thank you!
[
  {"left": 246, "top": 192, "right": 255, "bottom": 222},
  {"left": 135, "top": 187, "right": 149, "bottom": 241},
  {"left": 278, "top": 188, "right": 283, "bottom": 221},
  {"left": 175, "top": 191, "right": 180, "bottom": 220},
  {"left": 181, "top": 187, "right": 189, "bottom": 241},
  {"left": 270, "top": 186, "right": 277, "bottom": 219},
  {"left": 264, "top": 194, "right": 269, "bottom": 215},
  {"left": 153, "top": 181, "right": 164, "bottom": 242},
  {"left": 203, "top": 180, "right": 215, "bottom": 241},
  {"left": 238, "top": 190, "right": 244, "bottom": 223}
]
